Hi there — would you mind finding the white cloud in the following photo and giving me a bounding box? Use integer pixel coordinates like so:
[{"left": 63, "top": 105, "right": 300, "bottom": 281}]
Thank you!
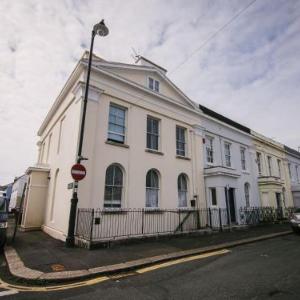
[{"left": 0, "top": 0, "right": 299, "bottom": 184}]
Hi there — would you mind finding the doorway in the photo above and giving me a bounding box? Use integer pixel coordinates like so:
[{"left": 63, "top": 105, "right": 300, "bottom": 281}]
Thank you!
[
  {"left": 275, "top": 192, "right": 282, "bottom": 208},
  {"left": 225, "top": 187, "right": 236, "bottom": 223}
]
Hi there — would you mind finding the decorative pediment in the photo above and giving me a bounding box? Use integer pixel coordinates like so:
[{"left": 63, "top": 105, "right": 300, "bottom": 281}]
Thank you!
[{"left": 91, "top": 60, "right": 197, "bottom": 110}]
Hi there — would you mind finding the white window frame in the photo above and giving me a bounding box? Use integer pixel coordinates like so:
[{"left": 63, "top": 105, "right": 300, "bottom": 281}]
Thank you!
[
  {"left": 224, "top": 142, "right": 231, "bottom": 168},
  {"left": 146, "top": 116, "right": 160, "bottom": 151},
  {"left": 148, "top": 77, "right": 160, "bottom": 92},
  {"left": 107, "top": 103, "right": 127, "bottom": 144},
  {"left": 206, "top": 136, "right": 214, "bottom": 164},
  {"left": 146, "top": 169, "right": 160, "bottom": 208},
  {"left": 176, "top": 126, "right": 187, "bottom": 157},
  {"left": 210, "top": 187, "right": 217, "bottom": 206},
  {"left": 277, "top": 159, "right": 281, "bottom": 178},
  {"left": 256, "top": 152, "right": 262, "bottom": 175},
  {"left": 240, "top": 147, "right": 246, "bottom": 171},
  {"left": 267, "top": 156, "right": 272, "bottom": 176}
]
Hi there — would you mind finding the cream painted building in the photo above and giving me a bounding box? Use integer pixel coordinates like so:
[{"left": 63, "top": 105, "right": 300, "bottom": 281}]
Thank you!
[
  {"left": 284, "top": 145, "right": 300, "bottom": 207},
  {"left": 252, "top": 131, "right": 293, "bottom": 208},
  {"left": 22, "top": 53, "right": 206, "bottom": 241}
]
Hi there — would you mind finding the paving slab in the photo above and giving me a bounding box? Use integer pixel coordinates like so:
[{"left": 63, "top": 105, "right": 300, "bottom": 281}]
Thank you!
[{"left": 3, "top": 223, "right": 293, "bottom": 283}]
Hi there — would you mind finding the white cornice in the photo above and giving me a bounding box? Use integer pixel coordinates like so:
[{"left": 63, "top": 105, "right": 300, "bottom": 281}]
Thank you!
[
  {"left": 37, "top": 62, "right": 84, "bottom": 136},
  {"left": 83, "top": 61, "right": 202, "bottom": 117},
  {"left": 89, "top": 61, "right": 198, "bottom": 111}
]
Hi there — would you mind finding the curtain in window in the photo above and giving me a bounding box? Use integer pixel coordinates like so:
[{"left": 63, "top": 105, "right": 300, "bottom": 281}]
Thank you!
[
  {"left": 104, "top": 164, "right": 123, "bottom": 208},
  {"left": 146, "top": 169, "right": 159, "bottom": 207},
  {"left": 178, "top": 174, "right": 188, "bottom": 207}
]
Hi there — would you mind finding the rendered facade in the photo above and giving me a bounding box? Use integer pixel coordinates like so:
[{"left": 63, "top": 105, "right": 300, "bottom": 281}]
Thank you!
[
  {"left": 252, "top": 132, "right": 293, "bottom": 208},
  {"left": 201, "top": 105, "right": 260, "bottom": 224},
  {"left": 21, "top": 52, "right": 299, "bottom": 242},
  {"left": 284, "top": 146, "right": 300, "bottom": 207}
]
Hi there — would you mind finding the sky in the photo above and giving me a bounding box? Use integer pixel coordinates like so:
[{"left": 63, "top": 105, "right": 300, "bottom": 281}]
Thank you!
[{"left": 0, "top": 0, "right": 300, "bottom": 184}]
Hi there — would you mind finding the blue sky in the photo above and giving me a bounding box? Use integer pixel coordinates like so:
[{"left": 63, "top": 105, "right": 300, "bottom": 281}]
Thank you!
[{"left": 0, "top": 0, "right": 299, "bottom": 184}]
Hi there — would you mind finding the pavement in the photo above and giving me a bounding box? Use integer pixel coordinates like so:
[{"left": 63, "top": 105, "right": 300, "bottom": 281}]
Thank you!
[
  {"left": 2, "top": 223, "right": 293, "bottom": 283},
  {"left": 1, "top": 234, "right": 300, "bottom": 299}
]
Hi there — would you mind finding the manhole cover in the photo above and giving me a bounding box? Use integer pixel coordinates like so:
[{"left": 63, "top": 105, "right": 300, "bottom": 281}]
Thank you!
[{"left": 51, "top": 264, "right": 65, "bottom": 272}]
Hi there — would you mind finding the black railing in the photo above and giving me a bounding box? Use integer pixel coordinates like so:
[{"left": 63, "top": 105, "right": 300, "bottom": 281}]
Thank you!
[
  {"left": 239, "top": 206, "right": 295, "bottom": 226},
  {"left": 76, "top": 208, "right": 229, "bottom": 242}
]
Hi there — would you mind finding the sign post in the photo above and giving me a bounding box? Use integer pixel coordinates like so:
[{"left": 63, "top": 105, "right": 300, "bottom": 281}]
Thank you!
[{"left": 66, "top": 164, "right": 86, "bottom": 247}]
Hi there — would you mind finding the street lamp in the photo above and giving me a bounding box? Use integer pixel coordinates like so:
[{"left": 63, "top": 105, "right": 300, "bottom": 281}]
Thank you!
[{"left": 66, "top": 20, "right": 109, "bottom": 248}]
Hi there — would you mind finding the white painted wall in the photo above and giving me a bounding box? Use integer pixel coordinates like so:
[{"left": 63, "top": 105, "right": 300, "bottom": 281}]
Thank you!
[
  {"left": 201, "top": 115, "right": 260, "bottom": 223},
  {"left": 285, "top": 151, "right": 300, "bottom": 207}
]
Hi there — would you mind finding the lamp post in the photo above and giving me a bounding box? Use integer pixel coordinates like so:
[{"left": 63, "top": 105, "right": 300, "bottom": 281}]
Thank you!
[{"left": 66, "top": 20, "right": 109, "bottom": 248}]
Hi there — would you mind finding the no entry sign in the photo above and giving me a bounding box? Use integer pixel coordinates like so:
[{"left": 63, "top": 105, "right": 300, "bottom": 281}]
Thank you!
[{"left": 71, "top": 164, "right": 86, "bottom": 181}]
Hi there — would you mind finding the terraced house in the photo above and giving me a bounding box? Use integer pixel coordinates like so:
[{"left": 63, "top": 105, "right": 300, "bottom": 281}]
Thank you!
[
  {"left": 20, "top": 53, "right": 206, "bottom": 241},
  {"left": 284, "top": 146, "right": 300, "bottom": 207},
  {"left": 19, "top": 53, "right": 299, "bottom": 244},
  {"left": 252, "top": 131, "right": 293, "bottom": 209},
  {"left": 200, "top": 105, "right": 260, "bottom": 225}
]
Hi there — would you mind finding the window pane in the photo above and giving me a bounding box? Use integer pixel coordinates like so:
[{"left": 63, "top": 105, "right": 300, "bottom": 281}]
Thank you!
[
  {"left": 113, "top": 166, "right": 123, "bottom": 186},
  {"left": 108, "top": 105, "right": 126, "bottom": 143},
  {"left": 104, "top": 164, "right": 123, "bottom": 208},
  {"left": 149, "top": 78, "right": 154, "bottom": 90},
  {"left": 105, "top": 166, "right": 114, "bottom": 185},
  {"left": 178, "top": 191, "right": 187, "bottom": 207},
  {"left": 104, "top": 186, "right": 113, "bottom": 200},
  {"left": 146, "top": 188, "right": 158, "bottom": 207},
  {"left": 211, "top": 188, "right": 217, "bottom": 205},
  {"left": 154, "top": 80, "right": 159, "bottom": 92},
  {"left": 108, "top": 133, "right": 124, "bottom": 143}
]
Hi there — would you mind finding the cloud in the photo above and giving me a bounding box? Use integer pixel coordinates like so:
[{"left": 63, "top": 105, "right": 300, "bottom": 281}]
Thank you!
[{"left": 0, "top": 0, "right": 299, "bottom": 184}]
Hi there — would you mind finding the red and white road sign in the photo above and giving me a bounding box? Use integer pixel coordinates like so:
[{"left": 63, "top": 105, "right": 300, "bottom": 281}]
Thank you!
[{"left": 71, "top": 164, "right": 86, "bottom": 181}]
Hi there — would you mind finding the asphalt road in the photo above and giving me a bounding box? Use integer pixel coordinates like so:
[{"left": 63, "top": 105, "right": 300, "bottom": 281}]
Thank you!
[{"left": 1, "top": 234, "right": 300, "bottom": 299}]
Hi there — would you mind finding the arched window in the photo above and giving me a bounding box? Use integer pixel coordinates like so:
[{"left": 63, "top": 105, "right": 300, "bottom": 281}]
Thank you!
[
  {"left": 146, "top": 169, "right": 159, "bottom": 207},
  {"left": 244, "top": 183, "right": 250, "bottom": 207},
  {"left": 104, "top": 164, "right": 123, "bottom": 208},
  {"left": 178, "top": 174, "right": 188, "bottom": 207}
]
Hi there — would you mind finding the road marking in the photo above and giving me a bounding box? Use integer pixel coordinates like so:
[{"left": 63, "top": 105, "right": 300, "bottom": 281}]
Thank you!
[
  {"left": 137, "top": 249, "right": 231, "bottom": 274},
  {"left": 0, "top": 290, "right": 19, "bottom": 297},
  {"left": 0, "top": 248, "right": 230, "bottom": 292}
]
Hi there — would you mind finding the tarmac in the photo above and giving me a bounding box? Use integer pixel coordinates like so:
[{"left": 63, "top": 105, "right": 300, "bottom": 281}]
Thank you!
[{"left": 3, "top": 223, "right": 292, "bottom": 283}]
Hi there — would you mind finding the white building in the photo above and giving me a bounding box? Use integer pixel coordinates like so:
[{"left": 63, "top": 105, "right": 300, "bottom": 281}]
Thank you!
[
  {"left": 9, "top": 174, "right": 28, "bottom": 212},
  {"left": 200, "top": 105, "right": 260, "bottom": 224},
  {"left": 22, "top": 53, "right": 206, "bottom": 241},
  {"left": 284, "top": 146, "right": 300, "bottom": 207}
]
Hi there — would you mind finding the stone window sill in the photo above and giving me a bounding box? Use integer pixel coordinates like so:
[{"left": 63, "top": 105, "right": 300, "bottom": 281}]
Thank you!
[
  {"left": 145, "top": 149, "right": 164, "bottom": 156},
  {"left": 176, "top": 155, "right": 191, "bottom": 161},
  {"left": 106, "top": 140, "right": 129, "bottom": 148}
]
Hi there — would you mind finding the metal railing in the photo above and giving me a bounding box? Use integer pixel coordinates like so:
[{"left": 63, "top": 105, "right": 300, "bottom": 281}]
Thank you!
[
  {"left": 76, "top": 208, "right": 229, "bottom": 242},
  {"left": 239, "top": 206, "right": 295, "bottom": 226}
]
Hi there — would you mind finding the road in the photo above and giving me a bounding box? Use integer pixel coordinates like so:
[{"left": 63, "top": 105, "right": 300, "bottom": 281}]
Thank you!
[{"left": 0, "top": 234, "right": 300, "bottom": 299}]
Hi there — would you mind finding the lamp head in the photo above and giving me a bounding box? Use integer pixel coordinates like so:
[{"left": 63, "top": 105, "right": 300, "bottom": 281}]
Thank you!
[{"left": 93, "top": 20, "right": 109, "bottom": 37}]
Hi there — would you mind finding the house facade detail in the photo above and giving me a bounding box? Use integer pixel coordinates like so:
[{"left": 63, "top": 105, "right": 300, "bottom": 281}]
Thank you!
[
  {"left": 252, "top": 132, "right": 293, "bottom": 208},
  {"left": 200, "top": 105, "right": 260, "bottom": 224}
]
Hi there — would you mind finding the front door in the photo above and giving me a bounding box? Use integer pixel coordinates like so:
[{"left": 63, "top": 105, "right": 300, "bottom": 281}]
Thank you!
[
  {"left": 225, "top": 187, "right": 236, "bottom": 223},
  {"left": 276, "top": 193, "right": 282, "bottom": 208}
]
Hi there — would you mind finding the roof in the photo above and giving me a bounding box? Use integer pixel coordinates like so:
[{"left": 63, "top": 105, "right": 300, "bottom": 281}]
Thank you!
[
  {"left": 199, "top": 104, "right": 251, "bottom": 134},
  {"left": 284, "top": 145, "right": 300, "bottom": 159},
  {"left": 135, "top": 56, "right": 167, "bottom": 73}
]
